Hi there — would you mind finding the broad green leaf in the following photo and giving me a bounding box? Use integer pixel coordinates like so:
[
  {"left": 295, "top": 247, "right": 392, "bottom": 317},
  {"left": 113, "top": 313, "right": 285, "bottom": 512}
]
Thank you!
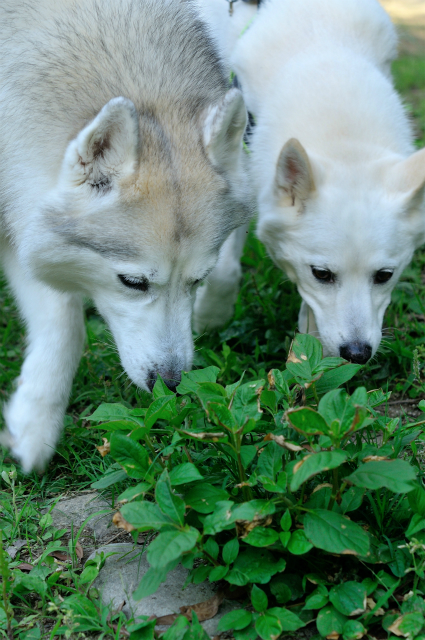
[
  {"left": 340, "top": 486, "right": 365, "bottom": 514},
  {"left": 227, "top": 549, "right": 286, "bottom": 586},
  {"left": 255, "top": 612, "right": 282, "bottom": 640},
  {"left": 256, "top": 442, "right": 282, "bottom": 480},
  {"left": 286, "top": 334, "right": 323, "bottom": 380},
  {"left": 208, "top": 403, "right": 236, "bottom": 431},
  {"left": 287, "top": 530, "right": 313, "bottom": 555},
  {"left": 145, "top": 396, "right": 175, "bottom": 429},
  {"left": 209, "top": 565, "right": 229, "bottom": 581},
  {"left": 270, "top": 576, "right": 292, "bottom": 604},
  {"left": 240, "top": 445, "right": 258, "bottom": 468},
  {"left": 318, "top": 389, "right": 359, "bottom": 435},
  {"left": 251, "top": 585, "right": 268, "bottom": 612},
  {"left": 267, "top": 608, "right": 305, "bottom": 632},
  {"left": 91, "top": 469, "right": 128, "bottom": 489},
  {"left": 399, "top": 612, "right": 425, "bottom": 637},
  {"left": 290, "top": 451, "right": 347, "bottom": 492},
  {"left": 231, "top": 380, "right": 265, "bottom": 424},
  {"left": 342, "top": 620, "right": 367, "bottom": 640},
  {"left": 261, "top": 389, "right": 277, "bottom": 412},
  {"left": 329, "top": 582, "right": 367, "bottom": 616},
  {"left": 279, "top": 532, "right": 291, "bottom": 548},
  {"left": 147, "top": 528, "right": 198, "bottom": 568},
  {"left": 231, "top": 500, "right": 276, "bottom": 522},
  {"left": 133, "top": 564, "right": 172, "bottom": 600},
  {"left": 344, "top": 459, "right": 417, "bottom": 493},
  {"left": 88, "top": 403, "right": 132, "bottom": 422},
  {"left": 408, "top": 483, "right": 425, "bottom": 516},
  {"left": 177, "top": 366, "right": 220, "bottom": 394},
  {"left": 155, "top": 470, "right": 185, "bottom": 525},
  {"left": 169, "top": 463, "right": 204, "bottom": 486},
  {"left": 184, "top": 483, "right": 229, "bottom": 514},
  {"left": 121, "top": 501, "right": 173, "bottom": 530},
  {"left": 110, "top": 432, "right": 149, "bottom": 479},
  {"left": 91, "top": 419, "right": 142, "bottom": 432},
  {"left": 406, "top": 513, "right": 425, "bottom": 538},
  {"left": 304, "top": 585, "right": 329, "bottom": 610},
  {"left": 244, "top": 527, "right": 279, "bottom": 547},
  {"left": 222, "top": 538, "right": 239, "bottom": 565},
  {"left": 314, "top": 364, "right": 362, "bottom": 396},
  {"left": 314, "top": 357, "right": 346, "bottom": 374},
  {"left": 280, "top": 510, "right": 292, "bottom": 532},
  {"left": 286, "top": 407, "right": 329, "bottom": 436},
  {"left": 217, "top": 609, "right": 252, "bottom": 632},
  {"left": 304, "top": 510, "right": 370, "bottom": 556},
  {"left": 203, "top": 501, "right": 235, "bottom": 535},
  {"left": 117, "top": 482, "right": 151, "bottom": 503},
  {"left": 316, "top": 606, "right": 348, "bottom": 638},
  {"left": 152, "top": 375, "right": 175, "bottom": 399},
  {"left": 204, "top": 537, "right": 219, "bottom": 560},
  {"left": 78, "top": 565, "right": 99, "bottom": 585}
]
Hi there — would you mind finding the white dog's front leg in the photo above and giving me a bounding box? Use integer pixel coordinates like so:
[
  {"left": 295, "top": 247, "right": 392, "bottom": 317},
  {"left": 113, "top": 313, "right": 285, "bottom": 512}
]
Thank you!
[
  {"left": 3, "top": 251, "right": 85, "bottom": 472},
  {"left": 298, "top": 299, "right": 318, "bottom": 335},
  {"left": 193, "top": 223, "right": 248, "bottom": 332}
]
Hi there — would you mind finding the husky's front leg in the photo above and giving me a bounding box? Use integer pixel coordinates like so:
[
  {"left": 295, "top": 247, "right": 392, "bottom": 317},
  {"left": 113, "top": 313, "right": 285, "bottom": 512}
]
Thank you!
[
  {"left": 193, "top": 223, "right": 248, "bottom": 332},
  {"left": 3, "top": 252, "right": 85, "bottom": 472},
  {"left": 298, "top": 299, "right": 318, "bottom": 335}
]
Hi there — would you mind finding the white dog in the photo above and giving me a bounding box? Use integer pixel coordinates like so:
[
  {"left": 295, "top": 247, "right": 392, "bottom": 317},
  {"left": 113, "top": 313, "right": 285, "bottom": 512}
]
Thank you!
[
  {"left": 0, "top": 0, "right": 252, "bottom": 471},
  {"left": 195, "top": 0, "right": 425, "bottom": 363}
]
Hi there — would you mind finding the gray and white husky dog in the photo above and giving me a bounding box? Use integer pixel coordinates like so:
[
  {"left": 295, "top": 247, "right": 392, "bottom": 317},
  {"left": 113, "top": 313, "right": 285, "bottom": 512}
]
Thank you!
[{"left": 0, "top": 0, "right": 252, "bottom": 471}]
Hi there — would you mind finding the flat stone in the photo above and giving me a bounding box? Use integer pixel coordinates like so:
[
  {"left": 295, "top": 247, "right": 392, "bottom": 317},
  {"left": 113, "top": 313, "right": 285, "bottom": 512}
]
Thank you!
[
  {"left": 87, "top": 543, "right": 243, "bottom": 637},
  {"left": 50, "top": 492, "right": 112, "bottom": 542}
]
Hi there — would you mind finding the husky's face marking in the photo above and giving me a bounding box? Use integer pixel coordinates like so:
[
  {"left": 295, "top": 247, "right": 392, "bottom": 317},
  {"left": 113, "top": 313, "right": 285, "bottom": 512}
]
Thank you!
[
  {"left": 26, "top": 94, "right": 251, "bottom": 391},
  {"left": 258, "top": 138, "right": 425, "bottom": 360}
]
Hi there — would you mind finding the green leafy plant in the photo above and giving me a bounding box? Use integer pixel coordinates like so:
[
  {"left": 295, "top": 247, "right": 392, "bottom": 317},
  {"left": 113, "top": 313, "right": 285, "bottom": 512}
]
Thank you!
[{"left": 90, "top": 334, "right": 425, "bottom": 640}]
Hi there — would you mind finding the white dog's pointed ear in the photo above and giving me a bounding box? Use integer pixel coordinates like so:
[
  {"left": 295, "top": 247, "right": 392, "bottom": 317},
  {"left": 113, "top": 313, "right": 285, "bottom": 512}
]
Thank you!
[
  {"left": 63, "top": 97, "right": 139, "bottom": 191},
  {"left": 388, "top": 147, "right": 425, "bottom": 207},
  {"left": 275, "top": 138, "right": 315, "bottom": 208},
  {"left": 203, "top": 88, "right": 247, "bottom": 173}
]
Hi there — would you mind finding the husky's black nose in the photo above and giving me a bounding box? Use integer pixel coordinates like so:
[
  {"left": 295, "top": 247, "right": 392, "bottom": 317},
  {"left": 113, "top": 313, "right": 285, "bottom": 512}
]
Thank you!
[
  {"left": 339, "top": 342, "right": 372, "bottom": 364},
  {"left": 146, "top": 370, "right": 181, "bottom": 393}
]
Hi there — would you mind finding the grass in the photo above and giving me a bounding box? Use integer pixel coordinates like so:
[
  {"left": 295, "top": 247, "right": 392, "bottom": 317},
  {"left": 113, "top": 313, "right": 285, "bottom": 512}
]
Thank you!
[{"left": 0, "top": 55, "right": 424, "bottom": 638}]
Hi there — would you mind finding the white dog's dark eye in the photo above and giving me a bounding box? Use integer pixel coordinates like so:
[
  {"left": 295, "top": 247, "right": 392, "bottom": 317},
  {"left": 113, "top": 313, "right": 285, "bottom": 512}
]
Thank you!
[
  {"left": 374, "top": 270, "right": 393, "bottom": 285},
  {"left": 311, "top": 267, "right": 335, "bottom": 283},
  {"left": 118, "top": 274, "right": 149, "bottom": 292}
]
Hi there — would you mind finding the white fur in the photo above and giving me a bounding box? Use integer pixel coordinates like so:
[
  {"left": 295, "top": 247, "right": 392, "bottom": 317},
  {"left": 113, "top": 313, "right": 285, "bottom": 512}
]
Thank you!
[{"left": 196, "top": 0, "right": 425, "bottom": 358}]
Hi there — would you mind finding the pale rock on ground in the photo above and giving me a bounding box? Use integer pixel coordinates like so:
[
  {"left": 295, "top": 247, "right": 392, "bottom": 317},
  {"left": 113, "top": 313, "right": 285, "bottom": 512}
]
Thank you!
[
  {"left": 87, "top": 543, "right": 243, "bottom": 637},
  {"left": 50, "top": 492, "right": 113, "bottom": 542}
]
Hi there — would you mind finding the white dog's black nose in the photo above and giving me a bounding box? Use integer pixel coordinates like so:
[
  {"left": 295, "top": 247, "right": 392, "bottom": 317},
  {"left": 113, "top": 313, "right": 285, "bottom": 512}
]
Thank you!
[
  {"left": 147, "top": 370, "right": 181, "bottom": 393},
  {"left": 339, "top": 343, "right": 372, "bottom": 365}
]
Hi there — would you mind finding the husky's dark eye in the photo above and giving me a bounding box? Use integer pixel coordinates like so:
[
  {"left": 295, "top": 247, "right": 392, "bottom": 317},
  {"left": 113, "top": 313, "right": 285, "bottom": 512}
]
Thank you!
[
  {"left": 118, "top": 274, "right": 149, "bottom": 292},
  {"left": 192, "top": 279, "right": 201, "bottom": 287},
  {"left": 311, "top": 267, "right": 335, "bottom": 283},
  {"left": 374, "top": 270, "right": 393, "bottom": 285}
]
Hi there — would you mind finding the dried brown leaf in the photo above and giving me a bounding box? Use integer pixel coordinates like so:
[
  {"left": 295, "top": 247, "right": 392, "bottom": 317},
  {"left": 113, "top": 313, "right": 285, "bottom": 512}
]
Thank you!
[
  {"left": 388, "top": 616, "right": 405, "bottom": 636},
  {"left": 113, "top": 512, "right": 135, "bottom": 532},
  {"left": 265, "top": 433, "right": 304, "bottom": 452},
  {"left": 96, "top": 438, "right": 111, "bottom": 457},
  {"left": 155, "top": 592, "right": 225, "bottom": 626},
  {"left": 326, "top": 633, "right": 340, "bottom": 640},
  {"left": 312, "top": 483, "right": 333, "bottom": 494},
  {"left": 268, "top": 370, "right": 276, "bottom": 389},
  {"left": 179, "top": 431, "right": 225, "bottom": 441},
  {"left": 16, "top": 563, "right": 33, "bottom": 572},
  {"left": 287, "top": 349, "right": 302, "bottom": 365},
  {"left": 75, "top": 541, "right": 83, "bottom": 560},
  {"left": 236, "top": 515, "right": 273, "bottom": 537},
  {"left": 363, "top": 456, "right": 389, "bottom": 462},
  {"left": 50, "top": 551, "right": 71, "bottom": 562}
]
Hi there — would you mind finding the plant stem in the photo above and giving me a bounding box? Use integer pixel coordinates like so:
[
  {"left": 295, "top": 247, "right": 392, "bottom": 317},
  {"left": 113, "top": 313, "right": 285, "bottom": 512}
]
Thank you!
[
  {"left": 327, "top": 467, "right": 340, "bottom": 511},
  {"left": 0, "top": 532, "right": 13, "bottom": 639}
]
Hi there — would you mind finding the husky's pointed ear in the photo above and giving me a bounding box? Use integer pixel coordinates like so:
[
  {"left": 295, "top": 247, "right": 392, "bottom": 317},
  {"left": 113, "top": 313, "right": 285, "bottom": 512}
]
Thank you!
[
  {"left": 203, "top": 88, "right": 247, "bottom": 173},
  {"left": 387, "top": 147, "right": 425, "bottom": 208},
  {"left": 63, "top": 97, "right": 139, "bottom": 191},
  {"left": 275, "top": 138, "right": 315, "bottom": 208}
]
